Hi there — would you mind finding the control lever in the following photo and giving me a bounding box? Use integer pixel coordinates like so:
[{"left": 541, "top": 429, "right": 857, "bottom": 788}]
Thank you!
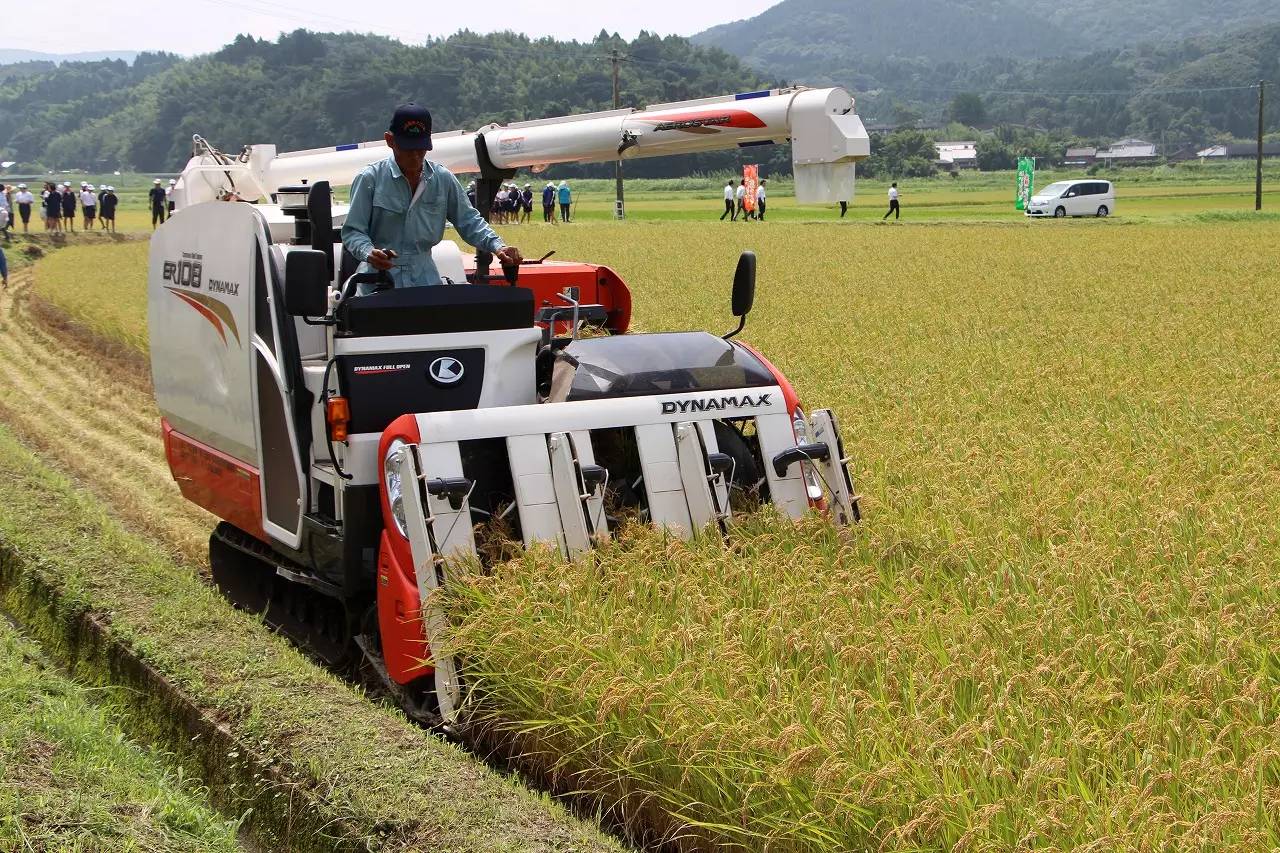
[
  {"left": 580, "top": 464, "right": 608, "bottom": 488},
  {"left": 771, "top": 442, "right": 832, "bottom": 477},
  {"left": 426, "top": 477, "right": 474, "bottom": 511},
  {"left": 707, "top": 453, "right": 734, "bottom": 476}
]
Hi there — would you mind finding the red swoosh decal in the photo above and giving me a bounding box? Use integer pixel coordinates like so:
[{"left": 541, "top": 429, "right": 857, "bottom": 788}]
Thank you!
[
  {"left": 638, "top": 108, "right": 768, "bottom": 129},
  {"left": 169, "top": 289, "right": 228, "bottom": 345}
]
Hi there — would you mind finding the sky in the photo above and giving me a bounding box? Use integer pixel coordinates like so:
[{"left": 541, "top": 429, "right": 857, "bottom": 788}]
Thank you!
[{"left": 8, "top": 0, "right": 779, "bottom": 56}]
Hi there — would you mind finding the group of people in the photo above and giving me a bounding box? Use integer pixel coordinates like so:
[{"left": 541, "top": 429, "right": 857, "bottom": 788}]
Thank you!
[
  {"left": 718, "top": 178, "right": 902, "bottom": 220},
  {"left": 0, "top": 181, "right": 120, "bottom": 237},
  {"left": 463, "top": 179, "right": 574, "bottom": 224},
  {"left": 720, "top": 179, "right": 768, "bottom": 221}
]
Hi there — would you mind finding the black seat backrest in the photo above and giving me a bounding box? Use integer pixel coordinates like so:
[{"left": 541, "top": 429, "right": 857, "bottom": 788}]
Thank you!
[{"left": 337, "top": 284, "right": 534, "bottom": 337}]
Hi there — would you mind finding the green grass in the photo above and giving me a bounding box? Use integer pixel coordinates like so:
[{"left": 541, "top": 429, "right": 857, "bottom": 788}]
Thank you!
[
  {"left": 0, "top": 616, "right": 243, "bottom": 851},
  {"left": 0, "top": 422, "right": 624, "bottom": 852},
  {"left": 7, "top": 161, "right": 1277, "bottom": 235}
]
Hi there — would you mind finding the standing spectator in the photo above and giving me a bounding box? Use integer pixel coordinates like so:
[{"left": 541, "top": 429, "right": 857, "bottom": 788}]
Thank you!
[
  {"left": 0, "top": 184, "right": 10, "bottom": 242},
  {"left": 42, "top": 183, "right": 60, "bottom": 232},
  {"left": 167, "top": 178, "right": 177, "bottom": 215},
  {"left": 493, "top": 185, "right": 508, "bottom": 224},
  {"left": 149, "top": 179, "right": 167, "bottom": 228},
  {"left": 883, "top": 182, "right": 900, "bottom": 220},
  {"left": 542, "top": 182, "right": 556, "bottom": 223},
  {"left": 557, "top": 181, "right": 572, "bottom": 223},
  {"left": 15, "top": 184, "right": 34, "bottom": 234},
  {"left": 81, "top": 184, "right": 97, "bottom": 230},
  {"left": 100, "top": 185, "right": 118, "bottom": 233},
  {"left": 520, "top": 183, "right": 533, "bottom": 224},
  {"left": 720, "top": 180, "right": 735, "bottom": 220},
  {"left": 97, "top": 185, "right": 108, "bottom": 229},
  {"left": 755, "top": 179, "right": 767, "bottom": 221},
  {"left": 61, "top": 183, "right": 77, "bottom": 232},
  {"left": 505, "top": 183, "right": 518, "bottom": 222},
  {"left": 838, "top": 199, "right": 849, "bottom": 218},
  {"left": 0, "top": 243, "right": 7, "bottom": 289},
  {"left": 735, "top": 180, "right": 747, "bottom": 221}
]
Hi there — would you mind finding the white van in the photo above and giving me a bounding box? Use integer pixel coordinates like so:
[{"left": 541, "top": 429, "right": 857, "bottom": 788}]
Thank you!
[{"left": 1025, "top": 180, "right": 1115, "bottom": 218}]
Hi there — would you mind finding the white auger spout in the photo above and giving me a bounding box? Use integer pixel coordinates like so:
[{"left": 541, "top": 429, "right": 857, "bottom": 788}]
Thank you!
[{"left": 173, "top": 87, "right": 869, "bottom": 210}]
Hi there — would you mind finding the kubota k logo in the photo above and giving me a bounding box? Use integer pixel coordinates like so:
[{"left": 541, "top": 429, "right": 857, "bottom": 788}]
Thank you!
[{"left": 164, "top": 253, "right": 240, "bottom": 346}]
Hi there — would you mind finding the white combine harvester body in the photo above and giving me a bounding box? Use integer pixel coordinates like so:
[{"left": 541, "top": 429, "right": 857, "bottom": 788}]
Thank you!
[{"left": 150, "top": 86, "right": 867, "bottom": 724}]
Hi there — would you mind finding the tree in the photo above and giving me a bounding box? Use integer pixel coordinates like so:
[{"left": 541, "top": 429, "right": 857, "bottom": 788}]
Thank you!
[
  {"left": 891, "top": 102, "right": 923, "bottom": 128},
  {"left": 948, "top": 92, "right": 986, "bottom": 127},
  {"left": 976, "top": 140, "right": 1016, "bottom": 171},
  {"left": 863, "top": 129, "right": 937, "bottom": 178}
]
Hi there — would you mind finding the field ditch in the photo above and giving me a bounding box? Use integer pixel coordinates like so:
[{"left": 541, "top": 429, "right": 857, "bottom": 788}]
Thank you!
[{"left": 0, "top": 612, "right": 244, "bottom": 851}]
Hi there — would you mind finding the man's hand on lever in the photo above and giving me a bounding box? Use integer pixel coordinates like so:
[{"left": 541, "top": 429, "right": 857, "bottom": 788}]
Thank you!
[
  {"left": 495, "top": 246, "right": 523, "bottom": 267},
  {"left": 366, "top": 248, "right": 397, "bottom": 271}
]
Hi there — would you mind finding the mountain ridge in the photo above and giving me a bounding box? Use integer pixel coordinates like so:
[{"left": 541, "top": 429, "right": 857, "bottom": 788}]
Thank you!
[
  {"left": 692, "top": 0, "right": 1279, "bottom": 72},
  {"left": 0, "top": 49, "right": 140, "bottom": 65}
]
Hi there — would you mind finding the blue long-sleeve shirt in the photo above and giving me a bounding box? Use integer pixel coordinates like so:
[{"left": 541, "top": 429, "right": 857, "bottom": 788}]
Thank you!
[{"left": 341, "top": 157, "right": 504, "bottom": 288}]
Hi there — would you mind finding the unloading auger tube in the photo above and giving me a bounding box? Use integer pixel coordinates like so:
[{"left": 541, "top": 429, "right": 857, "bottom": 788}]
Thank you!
[{"left": 170, "top": 86, "right": 869, "bottom": 210}]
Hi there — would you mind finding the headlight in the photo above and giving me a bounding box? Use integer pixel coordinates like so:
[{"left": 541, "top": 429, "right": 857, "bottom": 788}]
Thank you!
[{"left": 383, "top": 438, "right": 410, "bottom": 538}]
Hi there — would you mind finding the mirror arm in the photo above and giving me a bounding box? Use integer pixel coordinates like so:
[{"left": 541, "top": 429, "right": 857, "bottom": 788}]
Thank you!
[{"left": 723, "top": 314, "right": 747, "bottom": 341}]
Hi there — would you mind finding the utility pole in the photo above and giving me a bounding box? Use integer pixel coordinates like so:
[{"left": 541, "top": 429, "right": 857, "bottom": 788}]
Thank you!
[
  {"left": 1257, "top": 80, "right": 1266, "bottom": 212},
  {"left": 610, "top": 48, "right": 626, "bottom": 219}
]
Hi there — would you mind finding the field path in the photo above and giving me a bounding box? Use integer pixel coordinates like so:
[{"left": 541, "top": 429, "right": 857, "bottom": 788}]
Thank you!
[{"left": 0, "top": 261, "right": 212, "bottom": 565}]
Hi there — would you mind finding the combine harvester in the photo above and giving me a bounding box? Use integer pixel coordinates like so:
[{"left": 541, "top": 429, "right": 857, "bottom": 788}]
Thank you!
[{"left": 150, "top": 87, "right": 869, "bottom": 722}]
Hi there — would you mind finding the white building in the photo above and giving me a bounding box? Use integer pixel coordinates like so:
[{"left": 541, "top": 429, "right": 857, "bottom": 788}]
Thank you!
[
  {"left": 935, "top": 141, "right": 978, "bottom": 169},
  {"left": 1097, "top": 138, "right": 1157, "bottom": 164}
]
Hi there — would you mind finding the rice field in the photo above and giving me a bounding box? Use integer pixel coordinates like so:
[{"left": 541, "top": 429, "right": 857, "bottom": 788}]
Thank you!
[
  {"left": 20, "top": 212, "right": 1280, "bottom": 849},
  {"left": 443, "top": 219, "right": 1280, "bottom": 850}
]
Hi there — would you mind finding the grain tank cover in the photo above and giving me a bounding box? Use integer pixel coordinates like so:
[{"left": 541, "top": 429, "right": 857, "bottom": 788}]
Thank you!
[{"left": 562, "top": 332, "right": 775, "bottom": 401}]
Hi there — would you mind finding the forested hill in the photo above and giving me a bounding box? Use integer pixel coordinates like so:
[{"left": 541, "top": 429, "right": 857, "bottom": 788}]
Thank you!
[
  {"left": 697, "top": 16, "right": 1279, "bottom": 145},
  {"left": 0, "top": 30, "right": 770, "bottom": 174},
  {"left": 696, "top": 0, "right": 1073, "bottom": 65},
  {"left": 875, "top": 23, "right": 1280, "bottom": 142},
  {"left": 695, "top": 0, "right": 1279, "bottom": 69}
]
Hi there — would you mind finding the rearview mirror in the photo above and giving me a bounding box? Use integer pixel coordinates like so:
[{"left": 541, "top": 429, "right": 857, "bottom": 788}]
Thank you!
[
  {"left": 284, "top": 249, "right": 330, "bottom": 317},
  {"left": 307, "top": 181, "right": 335, "bottom": 280},
  {"left": 733, "top": 251, "right": 756, "bottom": 316},
  {"left": 724, "top": 251, "right": 756, "bottom": 340}
]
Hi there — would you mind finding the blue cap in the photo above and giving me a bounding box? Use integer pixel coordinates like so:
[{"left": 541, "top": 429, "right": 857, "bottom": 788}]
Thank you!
[{"left": 389, "top": 103, "right": 433, "bottom": 151}]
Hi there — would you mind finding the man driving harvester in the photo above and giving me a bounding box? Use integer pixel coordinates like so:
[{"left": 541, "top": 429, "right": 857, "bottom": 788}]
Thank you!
[{"left": 342, "top": 103, "right": 522, "bottom": 290}]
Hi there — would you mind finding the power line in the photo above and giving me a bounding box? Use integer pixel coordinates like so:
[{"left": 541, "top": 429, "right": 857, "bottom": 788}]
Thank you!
[{"left": 868, "top": 83, "right": 1261, "bottom": 98}]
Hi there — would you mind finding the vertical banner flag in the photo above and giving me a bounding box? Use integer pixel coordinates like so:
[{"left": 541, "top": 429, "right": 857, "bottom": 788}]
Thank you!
[
  {"left": 1016, "top": 157, "right": 1035, "bottom": 211},
  {"left": 743, "top": 164, "right": 759, "bottom": 213}
]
